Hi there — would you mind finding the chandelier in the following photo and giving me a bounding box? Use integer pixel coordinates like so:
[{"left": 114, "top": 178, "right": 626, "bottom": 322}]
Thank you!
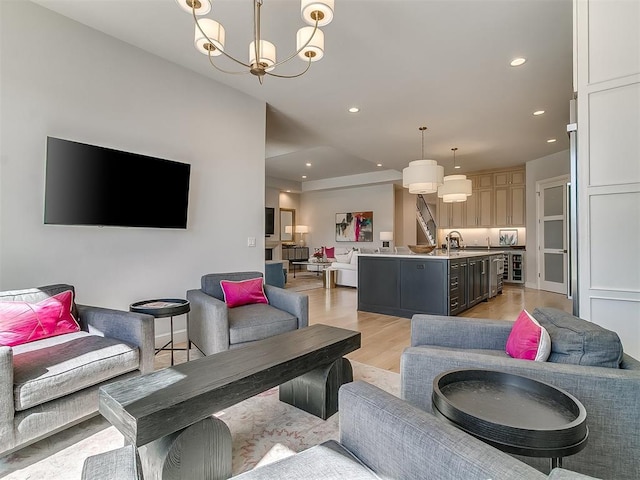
[
  {"left": 402, "top": 127, "right": 444, "bottom": 194},
  {"left": 175, "top": 0, "right": 334, "bottom": 84}
]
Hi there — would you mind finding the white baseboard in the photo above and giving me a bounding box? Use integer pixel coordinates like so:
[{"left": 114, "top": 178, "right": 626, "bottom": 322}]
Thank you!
[{"left": 154, "top": 328, "right": 187, "bottom": 349}]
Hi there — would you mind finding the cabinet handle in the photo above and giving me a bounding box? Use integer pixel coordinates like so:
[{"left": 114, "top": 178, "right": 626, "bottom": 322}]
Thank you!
[
  {"left": 451, "top": 264, "right": 458, "bottom": 270},
  {"left": 451, "top": 281, "right": 458, "bottom": 288},
  {"left": 451, "top": 301, "right": 458, "bottom": 309}
]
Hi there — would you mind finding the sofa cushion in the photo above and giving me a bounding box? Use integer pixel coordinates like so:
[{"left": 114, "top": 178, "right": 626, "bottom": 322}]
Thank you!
[
  {"left": 228, "top": 303, "right": 298, "bottom": 345},
  {"left": 506, "top": 310, "right": 551, "bottom": 362},
  {"left": 0, "top": 290, "right": 80, "bottom": 347},
  {"left": 12, "top": 331, "right": 139, "bottom": 411},
  {"left": 220, "top": 278, "right": 268, "bottom": 308},
  {"left": 532, "top": 307, "right": 623, "bottom": 368},
  {"left": 233, "top": 440, "right": 379, "bottom": 480},
  {"left": 201, "top": 272, "right": 263, "bottom": 301},
  {"left": 0, "top": 284, "right": 80, "bottom": 328}
]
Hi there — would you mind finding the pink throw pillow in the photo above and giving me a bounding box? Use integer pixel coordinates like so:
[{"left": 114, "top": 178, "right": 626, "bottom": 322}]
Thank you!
[
  {"left": 0, "top": 290, "right": 80, "bottom": 347},
  {"left": 506, "top": 310, "right": 551, "bottom": 361},
  {"left": 220, "top": 278, "right": 269, "bottom": 308},
  {"left": 324, "top": 247, "right": 335, "bottom": 259}
]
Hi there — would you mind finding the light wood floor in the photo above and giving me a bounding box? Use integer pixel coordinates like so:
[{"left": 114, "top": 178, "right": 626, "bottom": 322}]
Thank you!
[
  {"left": 156, "top": 278, "right": 571, "bottom": 373},
  {"left": 305, "top": 281, "right": 571, "bottom": 373}
]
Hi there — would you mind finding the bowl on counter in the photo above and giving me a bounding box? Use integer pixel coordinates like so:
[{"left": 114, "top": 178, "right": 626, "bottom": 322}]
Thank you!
[{"left": 408, "top": 245, "right": 436, "bottom": 254}]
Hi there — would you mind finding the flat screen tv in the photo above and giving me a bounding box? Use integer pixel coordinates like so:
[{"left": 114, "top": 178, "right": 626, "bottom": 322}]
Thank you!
[
  {"left": 265, "top": 207, "right": 275, "bottom": 236},
  {"left": 44, "top": 137, "right": 191, "bottom": 229}
]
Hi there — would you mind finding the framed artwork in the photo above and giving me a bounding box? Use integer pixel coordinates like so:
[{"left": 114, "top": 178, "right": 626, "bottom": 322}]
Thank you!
[
  {"left": 336, "top": 211, "right": 373, "bottom": 242},
  {"left": 499, "top": 229, "right": 518, "bottom": 246}
]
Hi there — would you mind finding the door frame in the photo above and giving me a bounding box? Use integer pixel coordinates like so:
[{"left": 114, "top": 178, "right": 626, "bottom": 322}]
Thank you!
[{"left": 536, "top": 174, "right": 569, "bottom": 293}]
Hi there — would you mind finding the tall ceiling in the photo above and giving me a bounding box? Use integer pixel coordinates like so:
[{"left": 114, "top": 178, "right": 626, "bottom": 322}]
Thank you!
[{"left": 33, "top": 0, "right": 574, "bottom": 191}]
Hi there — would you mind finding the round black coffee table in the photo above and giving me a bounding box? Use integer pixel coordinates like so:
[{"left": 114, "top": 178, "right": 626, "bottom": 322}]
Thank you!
[
  {"left": 130, "top": 298, "right": 190, "bottom": 366},
  {"left": 432, "top": 369, "right": 588, "bottom": 470}
]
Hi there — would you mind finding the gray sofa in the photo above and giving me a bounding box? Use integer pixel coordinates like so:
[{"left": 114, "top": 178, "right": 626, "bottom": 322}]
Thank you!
[
  {"left": 234, "top": 381, "right": 596, "bottom": 480},
  {"left": 0, "top": 284, "right": 154, "bottom": 456},
  {"left": 186, "top": 272, "right": 308, "bottom": 356},
  {"left": 401, "top": 311, "right": 640, "bottom": 480}
]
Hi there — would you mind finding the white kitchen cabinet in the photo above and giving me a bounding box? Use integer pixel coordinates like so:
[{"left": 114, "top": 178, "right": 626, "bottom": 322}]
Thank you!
[{"left": 495, "top": 184, "right": 525, "bottom": 227}]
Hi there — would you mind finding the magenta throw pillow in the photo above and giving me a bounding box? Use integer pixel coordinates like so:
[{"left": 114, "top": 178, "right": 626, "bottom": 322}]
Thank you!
[
  {"left": 506, "top": 309, "right": 551, "bottom": 361},
  {"left": 0, "top": 290, "right": 80, "bottom": 347},
  {"left": 220, "top": 278, "right": 269, "bottom": 308},
  {"left": 324, "top": 246, "right": 335, "bottom": 259}
]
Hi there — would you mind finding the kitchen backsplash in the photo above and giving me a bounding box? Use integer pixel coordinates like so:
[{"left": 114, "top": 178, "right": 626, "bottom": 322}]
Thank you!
[{"left": 438, "top": 227, "right": 526, "bottom": 247}]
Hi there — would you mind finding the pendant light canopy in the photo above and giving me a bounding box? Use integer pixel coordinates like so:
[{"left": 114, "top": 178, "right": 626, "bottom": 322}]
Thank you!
[{"left": 402, "top": 127, "right": 444, "bottom": 194}]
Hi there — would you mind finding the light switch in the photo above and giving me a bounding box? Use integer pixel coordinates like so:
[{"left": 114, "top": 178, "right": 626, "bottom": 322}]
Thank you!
[{"left": 248, "top": 237, "right": 256, "bottom": 247}]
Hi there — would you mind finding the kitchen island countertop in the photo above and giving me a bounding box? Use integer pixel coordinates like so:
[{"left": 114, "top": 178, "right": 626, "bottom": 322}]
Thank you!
[{"left": 359, "top": 250, "right": 506, "bottom": 260}]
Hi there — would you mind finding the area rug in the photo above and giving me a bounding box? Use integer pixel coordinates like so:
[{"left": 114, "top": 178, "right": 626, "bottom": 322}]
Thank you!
[{"left": 0, "top": 361, "right": 399, "bottom": 479}]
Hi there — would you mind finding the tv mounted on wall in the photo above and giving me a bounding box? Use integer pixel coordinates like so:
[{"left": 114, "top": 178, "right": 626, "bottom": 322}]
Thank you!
[{"left": 44, "top": 137, "right": 191, "bottom": 229}]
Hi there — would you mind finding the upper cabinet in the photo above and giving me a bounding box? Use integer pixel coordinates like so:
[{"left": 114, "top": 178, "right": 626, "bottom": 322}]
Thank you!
[{"left": 437, "top": 167, "right": 525, "bottom": 228}]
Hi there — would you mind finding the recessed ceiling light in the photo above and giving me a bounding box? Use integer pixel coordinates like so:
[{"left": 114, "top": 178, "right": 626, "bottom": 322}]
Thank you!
[
  {"left": 533, "top": 110, "right": 545, "bottom": 116},
  {"left": 377, "top": 163, "right": 382, "bottom": 167},
  {"left": 286, "top": 190, "right": 291, "bottom": 193},
  {"left": 547, "top": 138, "right": 557, "bottom": 143},
  {"left": 305, "top": 162, "right": 312, "bottom": 167},
  {"left": 510, "top": 57, "right": 526, "bottom": 67},
  {"left": 454, "top": 165, "right": 461, "bottom": 169},
  {"left": 348, "top": 107, "right": 360, "bottom": 113},
  {"left": 302, "top": 175, "right": 307, "bottom": 179}
]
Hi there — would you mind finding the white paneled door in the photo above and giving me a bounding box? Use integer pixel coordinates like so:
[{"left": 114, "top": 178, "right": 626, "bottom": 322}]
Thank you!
[{"left": 537, "top": 176, "right": 568, "bottom": 294}]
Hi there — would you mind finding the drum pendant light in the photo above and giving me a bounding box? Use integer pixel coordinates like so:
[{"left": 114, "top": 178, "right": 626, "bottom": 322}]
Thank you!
[{"left": 402, "top": 127, "right": 444, "bottom": 194}]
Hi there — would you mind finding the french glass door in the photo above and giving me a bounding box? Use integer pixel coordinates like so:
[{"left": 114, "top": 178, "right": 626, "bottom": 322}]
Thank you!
[{"left": 538, "top": 177, "right": 568, "bottom": 294}]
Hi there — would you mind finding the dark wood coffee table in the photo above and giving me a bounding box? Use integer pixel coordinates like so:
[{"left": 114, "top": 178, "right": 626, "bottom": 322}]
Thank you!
[{"left": 432, "top": 369, "right": 588, "bottom": 470}]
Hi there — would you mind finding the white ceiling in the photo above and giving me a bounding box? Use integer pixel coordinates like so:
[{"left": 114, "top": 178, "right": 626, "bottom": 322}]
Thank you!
[{"left": 33, "top": 0, "right": 573, "bottom": 191}]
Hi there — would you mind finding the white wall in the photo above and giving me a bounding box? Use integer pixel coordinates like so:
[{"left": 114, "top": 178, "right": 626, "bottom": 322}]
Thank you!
[
  {"left": 525, "top": 150, "right": 570, "bottom": 287},
  {"left": 300, "top": 184, "right": 394, "bottom": 251},
  {"left": 575, "top": 0, "right": 640, "bottom": 358},
  {"left": 0, "top": 2, "right": 266, "bottom": 345}
]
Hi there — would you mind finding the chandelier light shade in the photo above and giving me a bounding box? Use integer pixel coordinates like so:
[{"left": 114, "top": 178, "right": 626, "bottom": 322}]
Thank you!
[
  {"left": 301, "top": 0, "right": 335, "bottom": 26},
  {"left": 403, "top": 160, "right": 445, "bottom": 194},
  {"left": 194, "top": 19, "right": 225, "bottom": 55},
  {"left": 249, "top": 40, "right": 277, "bottom": 72},
  {"left": 296, "top": 27, "right": 325, "bottom": 61},
  {"left": 177, "top": 0, "right": 335, "bottom": 83},
  {"left": 175, "top": 0, "right": 211, "bottom": 16},
  {"left": 438, "top": 175, "right": 473, "bottom": 203},
  {"left": 402, "top": 127, "right": 444, "bottom": 194}
]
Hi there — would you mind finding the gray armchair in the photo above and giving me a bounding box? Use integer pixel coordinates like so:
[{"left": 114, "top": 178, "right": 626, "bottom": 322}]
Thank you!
[
  {"left": 186, "top": 272, "right": 308, "bottom": 356},
  {"left": 0, "top": 284, "right": 154, "bottom": 456},
  {"left": 400, "top": 312, "right": 640, "bottom": 480},
  {"left": 234, "top": 381, "right": 595, "bottom": 480}
]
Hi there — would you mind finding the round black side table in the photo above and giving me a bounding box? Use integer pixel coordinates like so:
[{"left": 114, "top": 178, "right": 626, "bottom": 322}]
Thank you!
[
  {"left": 130, "top": 299, "right": 190, "bottom": 366},
  {"left": 432, "top": 369, "right": 588, "bottom": 471}
]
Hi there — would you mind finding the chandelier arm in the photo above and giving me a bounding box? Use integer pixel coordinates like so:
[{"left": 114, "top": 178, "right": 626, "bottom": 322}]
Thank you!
[
  {"left": 265, "top": 57, "right": 313, "bottom": 78},
  {"left": 270, "top": 20, "right": 320, "bottom": 68},
  {"left": 208, "top": 53, "right": 251, "bottom": 75},
  {"left": 192, "top": 7, "right": 251, "bottom": 69}
]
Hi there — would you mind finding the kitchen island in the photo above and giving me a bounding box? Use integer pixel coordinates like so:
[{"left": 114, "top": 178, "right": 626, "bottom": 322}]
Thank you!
[{"left": 357, "top": 250, "right": 503, "bottom": 318}]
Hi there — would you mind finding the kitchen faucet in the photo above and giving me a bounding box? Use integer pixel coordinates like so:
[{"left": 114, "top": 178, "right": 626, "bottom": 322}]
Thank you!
[{"left": 445, "top": 231, "right": 464, "bottom": 256}]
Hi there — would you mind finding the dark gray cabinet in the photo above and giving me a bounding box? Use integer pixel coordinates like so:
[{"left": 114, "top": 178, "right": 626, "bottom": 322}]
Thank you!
[
  {"left": 358, "top": 254, "right": 489, "bottom": 318},
  {"left": 358, "top": 256, "right": 446, "bottom": 318},
  {"left": 449, "top": 258, "right": 468, "bottom": 315},
  {"left": 468, "top": 256, "right": 490, "bottom": 307},
  {"left": 282, "top": 246, "right": 309, "bottom": 261}
]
